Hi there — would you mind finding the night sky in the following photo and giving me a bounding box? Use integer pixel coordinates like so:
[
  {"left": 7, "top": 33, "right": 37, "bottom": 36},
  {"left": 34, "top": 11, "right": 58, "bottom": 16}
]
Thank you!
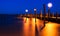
[{"left": 0, "top": 0, "right": 60, "bottom": 14}]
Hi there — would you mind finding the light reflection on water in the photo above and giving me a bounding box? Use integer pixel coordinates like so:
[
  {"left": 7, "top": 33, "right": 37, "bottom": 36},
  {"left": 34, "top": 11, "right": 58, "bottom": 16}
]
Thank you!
[
  {"left": 23, "top": 18, "right": 35, "bottom": 36},
  {"left": 19, "top": 17, "right": 60, "bottom": 36}
]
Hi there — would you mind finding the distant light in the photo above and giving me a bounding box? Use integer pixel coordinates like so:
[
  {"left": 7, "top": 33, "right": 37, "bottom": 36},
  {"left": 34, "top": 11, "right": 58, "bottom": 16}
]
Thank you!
[
  {"left": 34, "top": 8, "right": 37, "bottom": 11},
  {"left": 25, "top": 9, "right": 28, "bottom": 12},
  {"left": 48, "top": 3, "right": 52, "bottom": 8}
]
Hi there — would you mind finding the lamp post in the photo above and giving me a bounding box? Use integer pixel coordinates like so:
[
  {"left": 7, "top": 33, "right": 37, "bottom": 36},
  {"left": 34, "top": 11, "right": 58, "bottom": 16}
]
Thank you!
[
  {"left": 56, "top": 11, "right": 58, "bottom": 21},
  {"left": 47, "top": 3, "right": 53, "bottom": 22},
  {"left": 34, "top": 8, "right": 37, "bottom": 24},
  {"left": 34, "top": 8, "right": 38, "bottom": 36},
  {"left": 43, "top": 4, "right": 46, "bottom": 19},
  {"left": 25, "top": 9, "right": 28, "bottom": 21},
  {"left": 25, "top": 9, "right": 28, "bottom": 17},
  {"left": 43, "top": 4, "right": 46, "bottom": 29},
  {"left": 40, "top": 4, "right": 46, "bottom": 31}
]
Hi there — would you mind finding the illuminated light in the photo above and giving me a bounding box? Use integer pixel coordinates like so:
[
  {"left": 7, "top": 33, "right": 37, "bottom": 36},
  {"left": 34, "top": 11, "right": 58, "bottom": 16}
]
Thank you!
[
  {"left": 23, "top": 18, "right": 35, "bottom": 36},
  {"left": 48, "top": 3, "right": 52, "bottom": 8},
  {"left": 25, "top": 9, "right": 28, "bottom": 12},
  {"left": 23, "top": 18, "right": 30, "bottom": 36},
  {"left": 32, "top": 18, "right": 35, "bottom": 24},
  {"left": 34, "top": 8, "right": 37, "bottom": 11}
]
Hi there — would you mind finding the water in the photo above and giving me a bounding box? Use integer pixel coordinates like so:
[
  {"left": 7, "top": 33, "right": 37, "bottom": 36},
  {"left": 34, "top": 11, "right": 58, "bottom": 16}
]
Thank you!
[{"left": 0, "top": 15, "right": 60, "bottom": 36}]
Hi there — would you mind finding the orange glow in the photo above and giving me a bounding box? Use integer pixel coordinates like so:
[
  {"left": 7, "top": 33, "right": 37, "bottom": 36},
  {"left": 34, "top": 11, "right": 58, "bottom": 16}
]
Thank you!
[
  {"left": 23, "top": 17, "right": 45, "bottom": 36},
  {"left": 17, "top": 17, "right": 60, "bottom": 36},
  {"left": 41, "top": 22, "right": 60, "bottom": 36},
  {"left": 23, "top": 18, "right": 35, "bottom": 36},
  {"left": 32, "top": 18, "right": 35, "bottom": 24}
]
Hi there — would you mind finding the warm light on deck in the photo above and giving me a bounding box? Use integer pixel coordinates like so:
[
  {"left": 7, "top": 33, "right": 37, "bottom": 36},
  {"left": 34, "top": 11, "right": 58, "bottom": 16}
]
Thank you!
[{"left": 42, "top": 22, "right": 59, "bottom": 36}]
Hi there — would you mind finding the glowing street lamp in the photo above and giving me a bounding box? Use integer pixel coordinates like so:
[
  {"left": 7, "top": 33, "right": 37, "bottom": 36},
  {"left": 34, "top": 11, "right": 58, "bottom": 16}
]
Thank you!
[
  {"left": 34, "top": 8, "right": 37, "bottom": 12},
  {"left": 48, "top": 3, "right": 52, "bottom": 8},
  {"left": 34, "top": 8, "right": 38, "bottom": 35},
  {"left": 34, "top": 8, "right": 37, "bottom": 25},
  {"left": 25, "top": 9, "right": 28, "bottom": 12},
  {"left": 47, "top": 2, "right": 53, "bottom": 21},
  {"left": 34, "top": 8, "right": 37, "bottom": 16},
  {"left": 25, "top": 9, "right": 28, "bottom": 18}
]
